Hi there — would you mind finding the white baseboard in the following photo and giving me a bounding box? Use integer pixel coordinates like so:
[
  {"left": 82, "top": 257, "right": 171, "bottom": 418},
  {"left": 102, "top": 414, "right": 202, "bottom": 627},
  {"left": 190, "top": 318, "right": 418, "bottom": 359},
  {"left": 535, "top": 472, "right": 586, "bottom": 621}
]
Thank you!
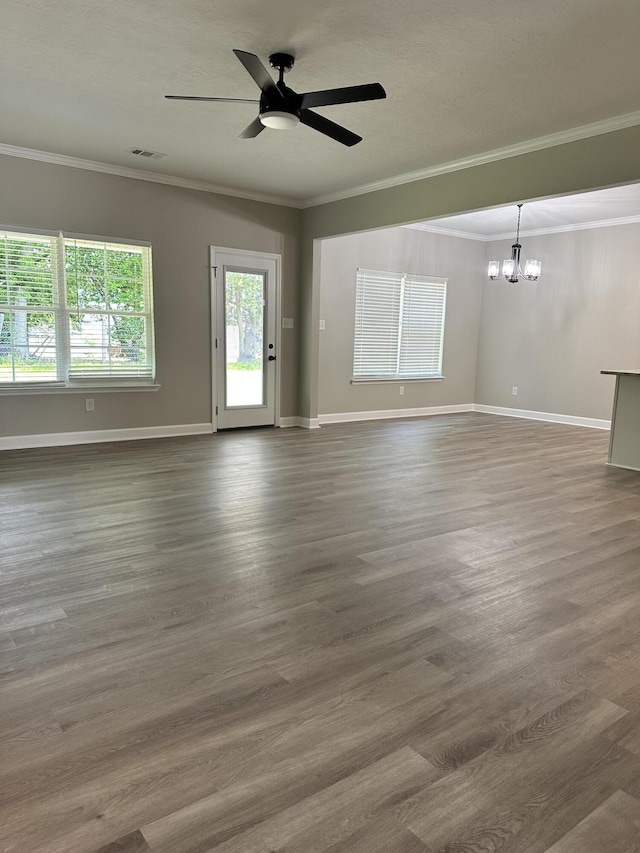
[
  {"left": 319, "top": 404, "right": 474, "bottom": 425},
  {"left": 473, "top": 404, "right": 610, "bottom": 430},
  {"left": 278, "top": 416, "right": 321, "bottom": 429},
  {"left": 0, "top": 422, "right": 214, "bottom": 451},
  {"left": 1, "top": 404, "right": 611, "bottom": 451},
  {"left": 317, "top": 402, "right": 610, "bottom": 431},
  {"left": 297, "top": 417, "right": 321, "bottom": 429},
  {"left": 607, "top": 462, "right": 640, "bottom": 473}
]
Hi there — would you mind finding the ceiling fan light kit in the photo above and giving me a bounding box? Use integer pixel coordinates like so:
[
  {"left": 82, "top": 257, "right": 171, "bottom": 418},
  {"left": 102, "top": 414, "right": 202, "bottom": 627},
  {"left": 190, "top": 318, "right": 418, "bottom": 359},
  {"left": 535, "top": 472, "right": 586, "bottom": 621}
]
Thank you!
[
  {"left": 259, "top": 110, "right": 300, "bottom": 130},
  {"left": 166, "top": 49, "right": 386, "bottom": 146},
  {"left": 488, "top": 204, "right": 542, "bottom": 283}
]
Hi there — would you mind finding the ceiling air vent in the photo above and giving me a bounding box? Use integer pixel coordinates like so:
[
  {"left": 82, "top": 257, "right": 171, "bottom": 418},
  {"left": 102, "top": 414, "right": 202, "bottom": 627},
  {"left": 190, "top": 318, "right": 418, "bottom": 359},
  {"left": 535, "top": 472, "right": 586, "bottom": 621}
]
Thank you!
[{"left": 130, "top": 148, "right": 166, "bottom": 159}]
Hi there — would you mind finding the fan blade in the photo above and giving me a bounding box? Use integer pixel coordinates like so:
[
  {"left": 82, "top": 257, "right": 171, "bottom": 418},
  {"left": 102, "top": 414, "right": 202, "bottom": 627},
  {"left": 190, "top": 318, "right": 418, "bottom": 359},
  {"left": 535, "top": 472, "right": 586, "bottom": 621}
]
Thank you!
[
  {"left": 299, "top": 109, "right": 362, "bottom": 147},
  {"left": 233, "top": 50, "right": 283, "bottom": 100},
  {"left": 239, "top": 117, "right": 265, "bottom": 139},
  {"left": 165, "top": 95, "right": 259, "bottom": 103},
  {"left": 300, "top": 83, "right": 386, "bottom": 109}
]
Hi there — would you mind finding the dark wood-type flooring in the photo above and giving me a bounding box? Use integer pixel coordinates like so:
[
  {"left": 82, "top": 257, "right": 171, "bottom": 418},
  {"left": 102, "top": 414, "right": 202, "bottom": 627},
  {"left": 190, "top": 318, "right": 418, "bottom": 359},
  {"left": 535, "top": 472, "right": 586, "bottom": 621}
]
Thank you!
[{"left": 3, "top": 413, "right": 640, "bottom": 852}]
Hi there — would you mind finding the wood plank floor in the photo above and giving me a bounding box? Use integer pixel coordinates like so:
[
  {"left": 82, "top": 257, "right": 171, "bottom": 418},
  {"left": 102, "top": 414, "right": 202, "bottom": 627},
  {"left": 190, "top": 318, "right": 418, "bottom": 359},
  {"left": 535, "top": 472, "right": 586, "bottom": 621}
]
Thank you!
[{"left": 2, "top": 413, "right": 640, "bottom": 852}]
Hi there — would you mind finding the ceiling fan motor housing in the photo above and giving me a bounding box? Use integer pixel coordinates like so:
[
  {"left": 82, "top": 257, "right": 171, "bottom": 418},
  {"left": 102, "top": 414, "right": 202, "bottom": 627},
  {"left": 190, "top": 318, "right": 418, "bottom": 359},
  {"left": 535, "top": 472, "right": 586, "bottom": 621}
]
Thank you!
[{"left": 268, "top": 53, "right": 295, "bottom": 73}]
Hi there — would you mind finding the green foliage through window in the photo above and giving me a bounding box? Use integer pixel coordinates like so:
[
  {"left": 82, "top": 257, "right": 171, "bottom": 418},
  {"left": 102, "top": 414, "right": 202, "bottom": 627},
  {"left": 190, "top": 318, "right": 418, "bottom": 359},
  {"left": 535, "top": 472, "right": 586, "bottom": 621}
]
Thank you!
[
  {"left": 0, "top": 230, "right": 154, "bottom": 384},
  {"left": 225, "top": 271, "right": 264, "bottom": 363}
]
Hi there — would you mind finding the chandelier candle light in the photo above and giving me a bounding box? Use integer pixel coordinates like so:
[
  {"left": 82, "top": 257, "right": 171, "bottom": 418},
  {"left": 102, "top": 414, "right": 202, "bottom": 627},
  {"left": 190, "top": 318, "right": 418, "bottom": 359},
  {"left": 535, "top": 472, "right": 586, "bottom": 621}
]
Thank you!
[{"left": 488, "top": 204, "right": 541, "bottom": 283}]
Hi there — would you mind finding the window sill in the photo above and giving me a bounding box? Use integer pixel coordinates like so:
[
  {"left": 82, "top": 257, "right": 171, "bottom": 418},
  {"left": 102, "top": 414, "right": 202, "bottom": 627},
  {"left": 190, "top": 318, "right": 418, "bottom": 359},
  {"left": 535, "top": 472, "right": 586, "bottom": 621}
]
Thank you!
[
  {"left": 351, "top": 376, "right": 445, "bottom": 385},
  {"left": 0, "top": 383, "right": 161, "bottom": 396}
]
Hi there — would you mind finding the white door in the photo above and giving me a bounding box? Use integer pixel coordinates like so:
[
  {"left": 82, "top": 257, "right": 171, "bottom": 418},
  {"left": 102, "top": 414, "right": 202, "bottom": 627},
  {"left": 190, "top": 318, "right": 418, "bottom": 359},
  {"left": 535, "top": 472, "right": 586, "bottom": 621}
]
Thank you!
[{"left": 211, "top": 248, "right": 278, "bottom": 429}]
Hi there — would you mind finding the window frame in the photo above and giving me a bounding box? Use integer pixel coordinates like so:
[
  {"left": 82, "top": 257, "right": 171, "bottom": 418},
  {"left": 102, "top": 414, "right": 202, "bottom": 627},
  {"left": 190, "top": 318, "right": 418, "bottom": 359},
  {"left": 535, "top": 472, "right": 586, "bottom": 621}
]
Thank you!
[
  {"left": 351, "top": 267, "right": 447, "bottom": 383},
  {"left": 0, "top": 226, "right": 157, "bottom": 394}
]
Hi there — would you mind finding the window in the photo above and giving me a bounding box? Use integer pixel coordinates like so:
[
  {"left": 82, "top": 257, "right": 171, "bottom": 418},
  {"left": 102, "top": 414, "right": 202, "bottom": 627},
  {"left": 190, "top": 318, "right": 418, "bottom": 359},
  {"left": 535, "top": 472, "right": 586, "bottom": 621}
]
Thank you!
[
  {"left": 0, "top": 228, "right": 154, "bottom": 387},
  {"left": 353, "top": 268, "right": 447, "bottom": 380}
]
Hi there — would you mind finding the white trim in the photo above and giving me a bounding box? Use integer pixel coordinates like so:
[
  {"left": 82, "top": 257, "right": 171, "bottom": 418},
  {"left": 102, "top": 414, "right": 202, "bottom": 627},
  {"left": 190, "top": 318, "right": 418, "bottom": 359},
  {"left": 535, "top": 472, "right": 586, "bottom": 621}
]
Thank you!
[
  {"left": 0, "top": 406, "right": 613, "bottom": 450},
  {"left": 4, "top": 112, "right": 640, "bottom": 213},
  {"left": 487, "top": 214, "right": 640, "bottom": 241},
  {"left": 62, "top": 230, "right": 152, "bottom": 247},
  {"left": 278, "top": 416, "right": 320, "bottom": 429},
  {"left": 210, "top": 247, "right": 284, "bottom": 261},
  {"left": 607, "top": 462, "right": 640, "bottom": 473},
  {"left": 316, "top": 403, "right": 610, "bottom": 430},
  {"left": 0, "top": 423, "right": 214, "bottom": 451},
  {"left": 473, "top": 404, "right": 610, "bottom": 430},
  {"left": 404, "top": 214, "right": 640, "bottom": 243},
  {"left": 0, "top": 221, "right": 148, "bottom": 249},
  {"left": 297, "top": 417, "right": 321, "bottom": 429},
  {"left": 210, "top": 247, "right": 282, "bottom": 431},
  {"left": 274, "top": 258, "right": 283, "bottom": 431},
  {"left": 279, "top": 417, "right": 321, "bottom": 429},
  {"left": 0, "top": 143, "right": 301, "bottom": 209},
  {"left": 210, "top": 251, "right": 217, "bottom": 432},
  {"left": 351, "top": 376, "right": 444, "bottom": 384},
  {"left": 0, "top": 384, "right": 160, "bottom": 396},
  {"left": 302, "top": 111, "right": 640, "bottom": 208},
  {"left": 403, "top": 223, "right": 489, "bottom": 241},
  {"left": 319, "top": 404, "right": 473, "bottom": 424}
]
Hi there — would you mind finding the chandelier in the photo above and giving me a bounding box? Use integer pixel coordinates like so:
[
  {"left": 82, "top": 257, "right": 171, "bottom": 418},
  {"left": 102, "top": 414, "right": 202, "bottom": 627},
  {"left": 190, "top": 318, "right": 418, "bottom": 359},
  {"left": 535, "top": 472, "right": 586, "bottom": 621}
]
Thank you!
[{"left": 488, "top": 204, "right": 541, "bottom": 283}]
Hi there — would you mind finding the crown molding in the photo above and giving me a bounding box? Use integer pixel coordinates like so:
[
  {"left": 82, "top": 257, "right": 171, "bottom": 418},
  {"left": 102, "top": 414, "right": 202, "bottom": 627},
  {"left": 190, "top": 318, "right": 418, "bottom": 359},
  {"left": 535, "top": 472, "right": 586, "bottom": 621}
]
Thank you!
[
  {"left": 301, "top": 110, "right": 640, "bottom": 208},
  {"left": 0, "top": 143, "right": 303, "bottom": 209},
  {"left": 487, "top": 214, "right": 640, "bottom": 241},
  {"left": 403, "top": 222, "right": 488, "bottom": 241},
  {"left": 3, "top": 108, "right": 640, "bottom": 213},
  {"left": 405, "top": 213, "right": 640, "bottom": 242}
]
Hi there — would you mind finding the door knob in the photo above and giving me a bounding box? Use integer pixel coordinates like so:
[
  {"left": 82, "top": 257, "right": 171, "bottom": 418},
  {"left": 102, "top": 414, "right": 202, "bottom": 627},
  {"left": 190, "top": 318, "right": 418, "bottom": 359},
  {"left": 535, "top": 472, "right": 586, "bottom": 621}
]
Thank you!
[{"left": 268, "top": 355, "right": 276, "bottom": 361}]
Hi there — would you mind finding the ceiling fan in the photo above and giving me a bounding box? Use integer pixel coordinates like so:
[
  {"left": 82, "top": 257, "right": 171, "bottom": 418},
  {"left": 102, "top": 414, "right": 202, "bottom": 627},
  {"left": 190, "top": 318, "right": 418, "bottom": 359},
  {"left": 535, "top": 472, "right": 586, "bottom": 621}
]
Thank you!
[{"left": 166, "top": 50, "right": 386, "bottom": 147}]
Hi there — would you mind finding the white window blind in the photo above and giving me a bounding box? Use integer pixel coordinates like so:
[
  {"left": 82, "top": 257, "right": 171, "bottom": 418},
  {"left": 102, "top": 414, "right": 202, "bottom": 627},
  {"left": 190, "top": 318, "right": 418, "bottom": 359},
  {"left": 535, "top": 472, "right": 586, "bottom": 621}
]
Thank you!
[
  {"left": 65, "top": 239, "right": 154, "bottom": 380},
  {"left": 0, "top": 231, "right": 62, "bottom": 384},
  {"left": 0, "top": 228, "right": 155, "bottom": 387},
  {"left": 353, "top": 268, "right": 447, "bottom": 379}
]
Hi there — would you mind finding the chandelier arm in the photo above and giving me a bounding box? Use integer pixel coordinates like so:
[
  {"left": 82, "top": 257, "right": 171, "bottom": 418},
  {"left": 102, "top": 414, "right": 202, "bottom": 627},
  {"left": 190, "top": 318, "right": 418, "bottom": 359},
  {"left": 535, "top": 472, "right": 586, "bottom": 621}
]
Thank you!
[
  {"left": 515, "top": 243, "right": 523, "bottom": 276},
  {"left": 503, "top": 241, "right": 523, "bottom": 281}
]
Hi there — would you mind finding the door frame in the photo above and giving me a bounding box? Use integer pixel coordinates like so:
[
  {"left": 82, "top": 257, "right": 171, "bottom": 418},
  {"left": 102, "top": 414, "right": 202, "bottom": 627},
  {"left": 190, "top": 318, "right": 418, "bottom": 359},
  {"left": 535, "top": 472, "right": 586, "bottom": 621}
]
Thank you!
[{"left": 210, "top": 246, "right": 282, "bottom": 432}]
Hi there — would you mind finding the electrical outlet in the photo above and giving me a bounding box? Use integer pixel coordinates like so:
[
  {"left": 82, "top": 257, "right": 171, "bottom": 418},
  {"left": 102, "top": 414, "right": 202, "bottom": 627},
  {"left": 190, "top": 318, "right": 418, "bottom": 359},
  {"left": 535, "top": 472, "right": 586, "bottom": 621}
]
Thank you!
[
  {"left": 399, "top": 385, "right": 405, "bottom": 396},
  {"left": 85, "top": 398, "right": 95, "bottom": 412},
  {"left": 511, "top": 386, "right": 518, "bottom": 396},
  {"left": 282, "top": 317, "right": 294, "bottom": 329}
]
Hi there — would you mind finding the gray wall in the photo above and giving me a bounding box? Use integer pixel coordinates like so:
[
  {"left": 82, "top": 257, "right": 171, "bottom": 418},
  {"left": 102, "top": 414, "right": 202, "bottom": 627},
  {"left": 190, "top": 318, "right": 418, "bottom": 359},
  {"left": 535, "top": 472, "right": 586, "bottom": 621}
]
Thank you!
[
  {"left": 318, "top": 228, "right": 483, "bottom": 415},
  {"left": 319, "top": 218, "right": 640, "bottom": 424},
  {"left": 300, "top": 124, "right": 640, "bottom": 419},
  {"left": 4, "top": 122, "right": 640, "bottom": 437},
  {"left": 475, "top": 222, "right": 640, "bottom": 420},
  {"left": 0, "top": 155, "right": 300, "bottom": 437}
]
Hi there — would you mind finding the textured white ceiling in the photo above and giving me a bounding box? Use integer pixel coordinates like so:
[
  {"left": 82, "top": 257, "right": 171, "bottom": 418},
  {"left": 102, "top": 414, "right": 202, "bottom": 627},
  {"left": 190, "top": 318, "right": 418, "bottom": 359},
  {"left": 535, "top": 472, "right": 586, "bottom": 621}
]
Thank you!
[
  {"left": 2, "top": 0, "right": 640, "bottom": 202},
  {"left": 413, "top": 183, "right": 640, "bottom": 238}
]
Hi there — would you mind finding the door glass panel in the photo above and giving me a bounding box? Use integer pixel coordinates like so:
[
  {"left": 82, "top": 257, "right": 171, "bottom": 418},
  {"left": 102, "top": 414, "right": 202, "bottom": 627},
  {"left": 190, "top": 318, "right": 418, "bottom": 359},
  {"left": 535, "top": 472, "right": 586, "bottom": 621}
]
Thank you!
[{"left": 224, "top": 269, "right": 265, "bottom": 408}]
